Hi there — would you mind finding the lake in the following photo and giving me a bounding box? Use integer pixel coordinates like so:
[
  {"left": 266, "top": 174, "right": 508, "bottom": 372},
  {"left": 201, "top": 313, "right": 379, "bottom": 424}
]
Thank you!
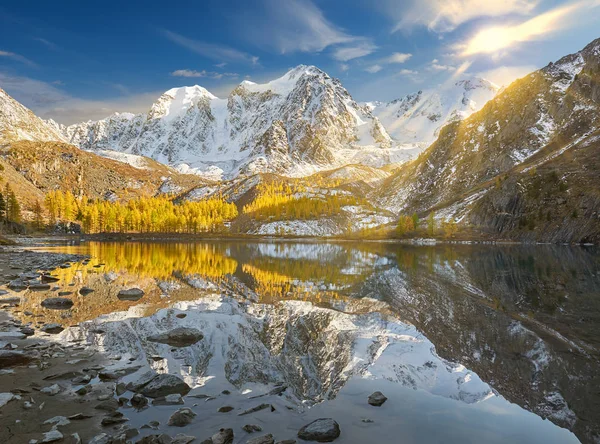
[{"left": 13, "top": 240, "right": 600, "bottom": 443}]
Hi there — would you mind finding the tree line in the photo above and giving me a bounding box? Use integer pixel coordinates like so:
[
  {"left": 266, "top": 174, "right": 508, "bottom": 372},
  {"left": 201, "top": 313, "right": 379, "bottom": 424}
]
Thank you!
[
  {"left": 44, "top": 191, "right": 238, "bottom": 234},
  {"left": 0, "top": 183, "right": 22, "bottom": 225},
  {"left": 396, "top": 212, "right": 459, "bottom": 238}
]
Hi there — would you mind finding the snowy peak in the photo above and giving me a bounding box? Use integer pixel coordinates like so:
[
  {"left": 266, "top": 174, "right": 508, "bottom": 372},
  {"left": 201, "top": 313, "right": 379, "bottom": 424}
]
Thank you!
[
  {"left": 0, "top": 88, "right": 66, "bottom": 144},
  {"left": 370, "top": 76, "right": 499, "bottom": 146},
  {"left": 60, "top": 65, "right": 392, "bottom": 179}
]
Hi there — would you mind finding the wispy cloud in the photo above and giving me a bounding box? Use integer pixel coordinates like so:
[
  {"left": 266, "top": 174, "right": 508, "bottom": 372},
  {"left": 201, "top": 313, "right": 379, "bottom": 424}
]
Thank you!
[
  {"left": 339, "top": 63, "right": 349, "bottom": 72},
  {"left": 0, "top": 50, "right": 37, "bottom": 67},
  {"left": 365, "top": 64, "right": 383, "bottom": 73},
  {"left": 381, "top": 52, "right": 412, "bottom": 64},
  {"left": 161, "top": 29, "right": 259, "bottom": 65},
  {"left": 32, "top": 37, "right": 59, "bottom": 51},
  {"left": 398, "top": 69, "right": 418, "bottom": 76},
  {"left": 237, "top": 0, "right": 375, "bottom": 61},
  {"left": 459, "top": 1, "right": 597, "bottom": 56},
  {"left": 171, "top": 69, "right": 239, "bottom": 79},
  {"left": 0, "top": 72, "right": 159, "bottom": 124},
  {"left": 332, "top": 41, "right": 378, "bottom": 61},
  {"left": 386, "top": 0, "right": 537, "bottom": 33}
]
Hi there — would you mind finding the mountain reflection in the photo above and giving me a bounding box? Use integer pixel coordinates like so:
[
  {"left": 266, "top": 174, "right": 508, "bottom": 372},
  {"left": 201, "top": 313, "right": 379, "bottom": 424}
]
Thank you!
[{"left": 15, "top": 241, "right": 600, "bottom": 443}]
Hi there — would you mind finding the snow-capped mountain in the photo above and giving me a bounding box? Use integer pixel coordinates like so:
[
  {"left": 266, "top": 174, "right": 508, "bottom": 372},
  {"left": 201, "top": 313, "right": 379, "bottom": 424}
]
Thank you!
[
  {"left": 57, "top": 66, "right": 393, "bottom": 180},
  {"left": 0, "top": 88, "right": 67, "bottom": 144},
  {"left": 367, "top": 77, "right": 499, "bottom": 148}
]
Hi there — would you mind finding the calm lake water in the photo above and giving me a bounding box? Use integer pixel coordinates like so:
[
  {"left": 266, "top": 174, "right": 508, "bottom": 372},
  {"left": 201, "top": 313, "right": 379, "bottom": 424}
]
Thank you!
[{"left": 22, "top": 241, "right": 600, "bottom": 443}]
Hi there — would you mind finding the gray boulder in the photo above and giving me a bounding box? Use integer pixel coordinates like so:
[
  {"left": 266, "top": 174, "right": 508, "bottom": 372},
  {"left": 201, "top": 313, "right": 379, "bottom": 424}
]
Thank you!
[
  {"left": 41, "top": 298, "right": 74, "bottom": 310},
  {"left": 367, "top": 391, "right": 387, "bottom": 407},
  {"left": 168, "top": 407, "right": 196, "bottom": 427},
  {"left": 148, "top": 327, "right": 204, "bottom": 347},
  {"left": 140, "top": 374, "right": 191, "bottom": 398},
  {"left": 247, "top": 434, "right": 274, "bottom": 444},
  {"left": 210, "top": 428, "right": 234, "bottom": 444},
  {"left": 117, "top": 288, "right": 145, "bottom": 301},
  {"left": 297, "top": 418, "right": 340, "bottom": 442}
]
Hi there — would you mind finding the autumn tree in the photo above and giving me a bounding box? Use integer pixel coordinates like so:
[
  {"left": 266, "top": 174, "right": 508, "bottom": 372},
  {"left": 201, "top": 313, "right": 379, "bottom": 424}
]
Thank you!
[
  {"left": 442, "top": 218, "right": 459, "bottom": 239},
  {"left": 427, "top": 212, "right": 436, "bottom": 237},
  {"left": 33, "top": 200, "right": 45, "bottom": 230}
]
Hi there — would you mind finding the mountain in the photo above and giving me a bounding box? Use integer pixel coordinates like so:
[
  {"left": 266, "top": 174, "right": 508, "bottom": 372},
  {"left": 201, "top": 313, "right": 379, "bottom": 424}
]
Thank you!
[
  {"left": 0, "top": 88, "right": 67, "bottom": 144},
  {"left": 376, "top": 37, "right": 600, "bottom": 243},
  {"left": 57, "top": 66, "right": 394, "bottom": 180},
  {"left": 367, "top": 77, "right": 499, "bottom": 150}
]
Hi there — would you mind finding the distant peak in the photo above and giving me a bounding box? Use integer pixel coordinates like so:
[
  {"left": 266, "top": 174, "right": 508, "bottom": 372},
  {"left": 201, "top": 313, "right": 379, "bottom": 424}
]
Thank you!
[
  {"left": 285, "top": 65, "right": 326, "bottom": 78},
  {"left": 163, "top": 85, "right": 217, "bottom": 101},
  {"left": 455, "top": 77, "right": 499, "bottom": 92}
]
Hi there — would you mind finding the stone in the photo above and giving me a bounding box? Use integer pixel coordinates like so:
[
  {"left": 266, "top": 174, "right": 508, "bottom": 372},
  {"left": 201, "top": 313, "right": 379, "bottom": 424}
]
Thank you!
[
  {"left": 44, "top": 416, "right": 70, "bottom": 426},
  {"left": 367, "top": 391, "right": 387, "bottom": 407},
  {"left": 238, "top": 403, "right": 271, "bottom": 416},
  {"left": 175, "top": 313, "right": 187, "bottom": 319},
  {"left": 29, "top": 283, "right": 51, "bottom": 291},
  {"left": 247, "top": 434, "right": 274, "bottom": 444},
  {"left": 147, "top": 327, "right": 204, "bottom": 347},
  {"left": 0, "top": 350, "right": 31, "bottom": 368},
  {"left": 75, "top": 385, "right": 92, "bottom": 396},
  {"left": 218, "top": 405, "right": 234, "bottom": 413},
  {"left": 40, "top": 275, "right": 60, "bottom": 283},
  {"left": 211, "top": 428, "right": 234, "bottom": 444},
  {"left": 40, "top": 384, "right": 61, "bottom": 396},
  {"left": 276, "top": 441, "right": 296, "bottom": 444},
  {"left": 131, "top": 393, "right": 148, "bottom": 408},
  {"left": 138, "top": 435, "right": 173, "bottom": 444},
  {"left": 0, "top": 297, "right": 21, "bottom": 305},
  {"left": 168, "top": 407, "right": 196, "bottom": 427},
  {"left": 79, "top": 287, "right": 94, "bottom": 296},
  {"left": 0, "top": 331, "right": 26, "bottom": 340},
  {"left": 41, "top": 298, "right": 73, "bottom": 310},
  {"left": 297, "top": 418, "right": 341, "bottom": 442},
  {"left": 88, "top": 433, "right": 112, "bottom": 444},
  {"left": 242, "top": 425, "right": 262, "bottom": 433},
  {"left": 101, "top": 415, "right": 129, "bottom": 426},
  {"left": 139, "top": 374, "right": 191, "bottom": 398},
  {"left": 41, "top": 323, "right": 64, "bottom": 334},
  {"left": 41, "top": 429, "right": 63, "bottom": 443},
  {"left": 152, "top": 393, "right": 184, "bottom": 405},
  {"left": 68, "top": 413, "right": 93, "bottom": 420},
  {"left": 57, "top": 291, "right": 73, "bottom": 296},
  {"left": 95, "top": 398, "right": 119, "bottom": 412},
  {"left": 116, "top": 382, "right": 127, "bottom": 395},
  {"left": 72, "top": 374, "right": 92, "bottom": 385},
  {"left": 20, "top": 327, "right": 35, "bottom": 336},
  {"left": 0, "top": 392, "right": 16, "bottom": 408},
  {"left": 117, "top": 288, "right": 144, "bottom": 301},
  {"left": 172, "top": 434, "right": 195, "bottom": 444}
]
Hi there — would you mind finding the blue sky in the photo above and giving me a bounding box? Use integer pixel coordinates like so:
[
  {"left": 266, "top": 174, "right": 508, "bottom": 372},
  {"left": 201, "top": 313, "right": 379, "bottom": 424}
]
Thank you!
[{"left": 1, "top": 0, "right": 598, "bottom": 123}]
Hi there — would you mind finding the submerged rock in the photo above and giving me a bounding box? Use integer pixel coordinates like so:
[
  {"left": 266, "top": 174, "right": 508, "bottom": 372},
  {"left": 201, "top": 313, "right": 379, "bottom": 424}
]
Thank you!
[
  {"left": 139, "top": 374, "right": 191, "bottom": 398},
  {"left": 147, "top": 327, "right": 204, "bottom": 347},
  {"left": 210, "top": 428, "right": 234, "bottom": 444},
  {"left": 131, "top": 393, "right": 149, "bottom": 408},
  {"left": 172, "top": 434, "right": 196, "bottom": 444},
  {"left": 247, "top": 434, "right": 274, "bottom": 444},
  {"left": 79, "top": 287, "right": 94, "bottom": 296},
  {"left": 367, "top": 391, "right": 387, "bottom": 407},
  {"left": 218, "top": 405, "right": 234, "bottom": 413},
  {"left": 168, "top": 407, "right": 196, "bottom": 426},
  {"left": 117, "top": 288, "right": 145, "bottom": 301},
  {"left": 297, "top": 418, "right": 340, "bottom": 442},
  {"left": 243, "top": 424, "right": 263, "bottom": 433},
  {"left": 41, "top": 298, "right": 74, "bottom": 310},
  {"left": 152, "top": 393, "right": 184, "bottom": 405},
  {"left": 138, "top": 435, "right": 173, "bottom": 444}
]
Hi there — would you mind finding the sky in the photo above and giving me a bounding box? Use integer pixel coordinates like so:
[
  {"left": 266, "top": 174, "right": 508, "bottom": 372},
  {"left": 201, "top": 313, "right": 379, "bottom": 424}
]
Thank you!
[{"left": 1, "top": 0, "right": 599, "bottom": 124}]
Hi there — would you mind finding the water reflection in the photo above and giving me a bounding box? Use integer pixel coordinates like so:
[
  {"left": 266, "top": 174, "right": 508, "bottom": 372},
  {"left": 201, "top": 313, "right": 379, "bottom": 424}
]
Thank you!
[{"left": 12, "top": 241, "right": 600, "bottom": 443}]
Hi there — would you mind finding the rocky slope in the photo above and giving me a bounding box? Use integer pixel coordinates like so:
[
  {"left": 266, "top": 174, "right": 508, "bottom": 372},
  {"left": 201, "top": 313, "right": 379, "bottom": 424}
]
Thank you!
[
  {"left": 0, "top": 88, "right": 67, "bottom": 144},
  {"left": 56, "top": 66, "right": 394, "bottom": 179},
  {"left": 377, "top": 38, "right": 600, "bottom": 243},
  {"left": 0, "top": 141, "right": 202, "bottom": 208}
]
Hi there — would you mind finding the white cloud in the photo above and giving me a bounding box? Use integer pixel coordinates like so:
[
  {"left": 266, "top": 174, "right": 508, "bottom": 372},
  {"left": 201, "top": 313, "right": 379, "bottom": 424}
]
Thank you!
[
  {"left": 365, "top": 64, "right": 383, "bottom": 73},
  {"left": 161, "top": 29, "right": 259, "bottom": 65},
  {"left": 215, "top": 62, "right": 227, "bottom": 68},
  {"left": 476, "top": 65, "right": 536, "bottom": 87},
  {"left": 428, "top": 59, "right": 456, "bottom": 71},
  {"left": 171, "top": 69, "right": 239, "bottom": 79},
  {"left": 398, "top": 69, "right": 418, "bottom": 76},
  {"left": 459, "top": 1, "right": 598, "bottom": 56},
  {"left": 382, "top": 52, "right": 412, "bottom": 64},
  {"left": 0, "top": 50, "right": 37, "bottom": 67},
  {"left": 387, "top": 0, "right": 537, "bottom": 33},
  {"left": 333, "top": 41, "right": 378, "bottom": 61},
  {"left": 339, "top": 63, "right": 350, "bottom": 72}
]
